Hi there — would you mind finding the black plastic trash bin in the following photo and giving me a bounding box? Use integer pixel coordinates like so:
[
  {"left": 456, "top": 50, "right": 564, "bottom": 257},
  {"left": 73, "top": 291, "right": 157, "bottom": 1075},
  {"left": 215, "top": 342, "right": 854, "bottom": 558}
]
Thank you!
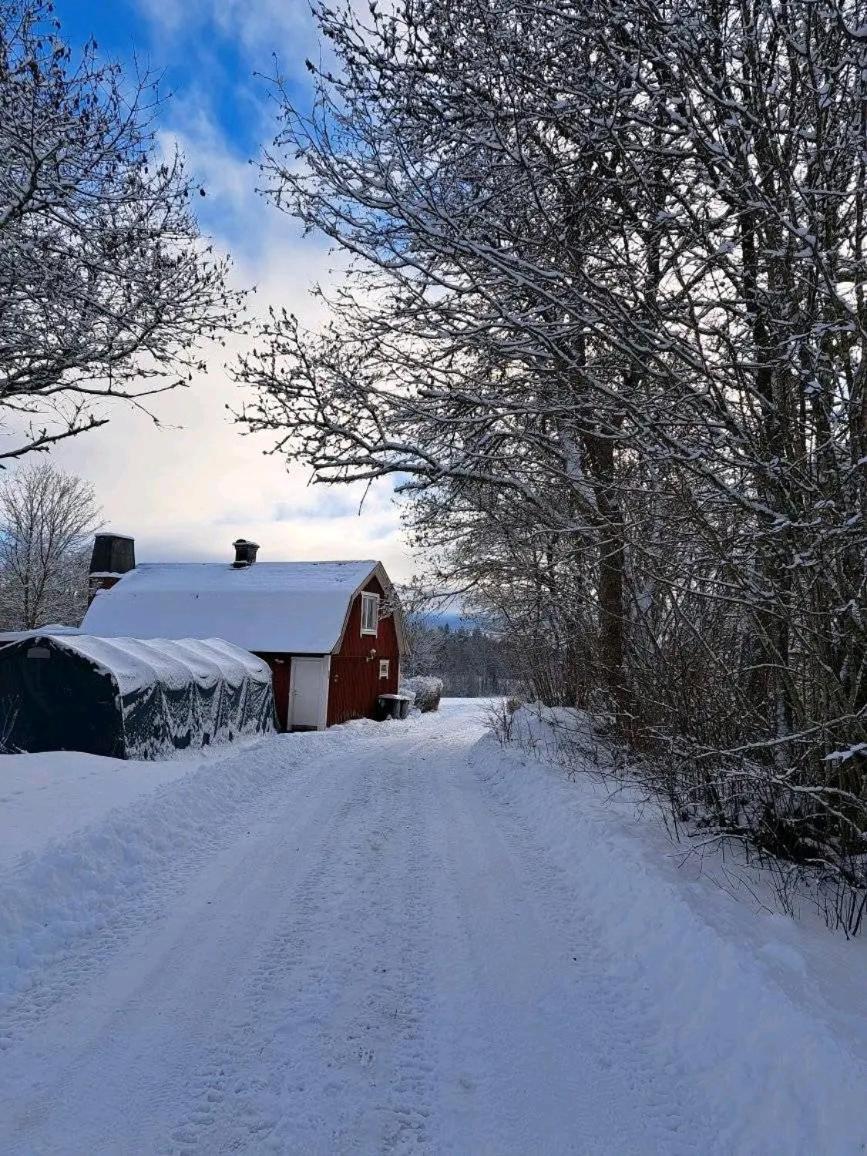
[{"left": 377, "top": 693, "right": 410, "bottom": 720}]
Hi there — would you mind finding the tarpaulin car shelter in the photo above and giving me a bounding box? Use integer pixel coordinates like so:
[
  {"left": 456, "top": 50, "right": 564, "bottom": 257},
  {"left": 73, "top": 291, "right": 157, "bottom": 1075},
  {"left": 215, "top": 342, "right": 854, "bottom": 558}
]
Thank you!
[{"left": 0, "top": 634, "right": 275, "bottom": 759}]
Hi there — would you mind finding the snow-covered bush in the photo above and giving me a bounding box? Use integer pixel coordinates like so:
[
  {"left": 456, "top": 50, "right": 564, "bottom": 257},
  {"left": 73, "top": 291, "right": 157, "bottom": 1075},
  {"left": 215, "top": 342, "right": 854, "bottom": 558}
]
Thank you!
[
  {"left": 491, "top": 701, "right": 620, "bottom": 774},
  {"left": 401, "top": 676, "right": 443, "bottom": 713}
]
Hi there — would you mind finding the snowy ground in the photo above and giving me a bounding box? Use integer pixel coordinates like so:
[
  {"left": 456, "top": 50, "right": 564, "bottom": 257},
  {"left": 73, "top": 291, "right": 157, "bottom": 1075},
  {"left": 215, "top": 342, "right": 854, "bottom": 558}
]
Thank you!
[
  {"left": 1, "top": 699, "right": 866, "bottom": 1154},
  {"left": 0, "top": 741, "right": 261, "bottom": 870}
]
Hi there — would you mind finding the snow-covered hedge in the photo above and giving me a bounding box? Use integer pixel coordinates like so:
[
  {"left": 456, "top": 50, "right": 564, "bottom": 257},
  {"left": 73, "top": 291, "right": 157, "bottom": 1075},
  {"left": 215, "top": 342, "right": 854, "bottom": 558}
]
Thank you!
[
  {"left": 490, "top": 701, "right": 619, "bottom": 771},
  {"left": 400, "top": 675, "right": 443, "bottom": 713}
]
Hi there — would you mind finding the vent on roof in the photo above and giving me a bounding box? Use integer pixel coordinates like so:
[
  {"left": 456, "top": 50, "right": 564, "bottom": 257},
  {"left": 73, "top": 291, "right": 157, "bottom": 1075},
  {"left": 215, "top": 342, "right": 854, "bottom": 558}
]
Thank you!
[{"left": 232, "top": 539, "right": 260, "bottom": 568}]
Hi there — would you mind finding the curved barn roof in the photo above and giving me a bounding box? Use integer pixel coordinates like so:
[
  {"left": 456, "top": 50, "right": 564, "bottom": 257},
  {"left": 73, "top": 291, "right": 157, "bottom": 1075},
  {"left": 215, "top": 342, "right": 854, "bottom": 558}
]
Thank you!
[{"left": 81, "top": 560, "right": 403, "bottom": 655}]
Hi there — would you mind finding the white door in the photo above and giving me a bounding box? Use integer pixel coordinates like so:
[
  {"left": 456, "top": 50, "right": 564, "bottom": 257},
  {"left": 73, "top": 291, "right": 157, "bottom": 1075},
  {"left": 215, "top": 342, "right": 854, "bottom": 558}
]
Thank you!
[{"left": 289, "top": 656, "right": 328, "bottom": 730}]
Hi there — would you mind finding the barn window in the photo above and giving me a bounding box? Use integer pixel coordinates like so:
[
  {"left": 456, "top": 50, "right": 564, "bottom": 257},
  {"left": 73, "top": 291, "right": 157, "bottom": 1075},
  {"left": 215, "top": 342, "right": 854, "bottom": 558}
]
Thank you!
[
  {"left": 379, "top": 659, "right": 389, "bottom": 679},
  {"left": 361, "top": 592, "right": 379, "bottom": 635}
]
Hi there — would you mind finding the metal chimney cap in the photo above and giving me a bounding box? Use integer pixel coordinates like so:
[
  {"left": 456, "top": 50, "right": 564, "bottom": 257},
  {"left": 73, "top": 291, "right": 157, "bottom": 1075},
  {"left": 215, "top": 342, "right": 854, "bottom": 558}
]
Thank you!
[
  {"left": 89, "top": 533, "right": 136, "bottom": 576},
  {"left": 232, "top": 539, "right": 261, "bottom": 568}
]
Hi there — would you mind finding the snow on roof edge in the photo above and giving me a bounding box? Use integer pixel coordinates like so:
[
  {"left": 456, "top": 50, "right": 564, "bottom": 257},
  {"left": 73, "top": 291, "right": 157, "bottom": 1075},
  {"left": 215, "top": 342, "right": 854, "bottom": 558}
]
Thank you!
[{"left": 80, "top": 558, "right": 407, "bottom": 655}]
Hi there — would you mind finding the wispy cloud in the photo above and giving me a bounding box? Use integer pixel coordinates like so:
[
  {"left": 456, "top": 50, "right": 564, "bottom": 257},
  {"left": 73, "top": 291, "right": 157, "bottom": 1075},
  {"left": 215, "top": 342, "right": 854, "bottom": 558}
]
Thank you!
[
  {"left": 36, "top": 0, "right": 413, "bottom": 579},
  {"left": 136, "top": 0, "right": 315, "bottom": 59}
]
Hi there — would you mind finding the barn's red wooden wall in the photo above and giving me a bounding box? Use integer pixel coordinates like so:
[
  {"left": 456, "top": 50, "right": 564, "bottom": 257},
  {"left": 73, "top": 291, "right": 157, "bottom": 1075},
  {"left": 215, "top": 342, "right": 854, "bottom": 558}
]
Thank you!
[
  {"left": 256, "top": 653, "right": 291, "bottom": 731},
  {"left": 327, "top": 577, "right": 400, "bottom": 726},
  {"left": 87, "top": 575, "right": 120, "bottom": 604}
]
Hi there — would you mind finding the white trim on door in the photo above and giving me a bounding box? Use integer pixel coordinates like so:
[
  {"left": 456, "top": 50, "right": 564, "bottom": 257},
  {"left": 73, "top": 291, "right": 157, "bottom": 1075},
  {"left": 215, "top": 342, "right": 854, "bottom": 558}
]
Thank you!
[{"left": 288, "top": 655, "right": 330, "bottom": 730}]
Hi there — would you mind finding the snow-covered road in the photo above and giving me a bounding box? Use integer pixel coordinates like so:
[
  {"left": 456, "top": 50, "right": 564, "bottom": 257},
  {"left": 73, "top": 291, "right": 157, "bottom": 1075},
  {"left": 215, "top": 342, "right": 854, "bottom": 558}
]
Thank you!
[{"left": 2, "top": 700, "right": 867, "bottom": 1154}]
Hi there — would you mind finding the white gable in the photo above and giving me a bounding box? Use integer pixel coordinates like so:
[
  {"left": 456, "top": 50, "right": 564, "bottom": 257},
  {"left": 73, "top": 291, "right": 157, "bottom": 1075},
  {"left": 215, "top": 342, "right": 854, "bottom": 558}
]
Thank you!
[{"left": 81, "top": 561, "right": 384, "bottom": 654}]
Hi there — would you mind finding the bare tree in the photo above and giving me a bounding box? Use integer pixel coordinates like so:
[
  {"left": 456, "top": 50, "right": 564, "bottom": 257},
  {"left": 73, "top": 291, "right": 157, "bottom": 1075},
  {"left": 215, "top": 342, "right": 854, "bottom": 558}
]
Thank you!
[
  {"left": 239, "top": 0, "right": 867, "bottom": 929},
  {"left": 0, "top": 0, "right": 245, "bottom": 459},
  {"left": 0, "top": 462, "right": 101, "bottom": 629},
  {"left": 239, "top": 0, "right": 644, "bottom": 704}
]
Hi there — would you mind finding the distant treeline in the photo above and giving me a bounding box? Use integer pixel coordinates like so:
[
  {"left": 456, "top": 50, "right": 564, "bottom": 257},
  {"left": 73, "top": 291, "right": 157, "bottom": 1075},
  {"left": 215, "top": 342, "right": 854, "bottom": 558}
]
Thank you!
[{"left": 403, "top": 618, "right": 518, "bottom": 699}]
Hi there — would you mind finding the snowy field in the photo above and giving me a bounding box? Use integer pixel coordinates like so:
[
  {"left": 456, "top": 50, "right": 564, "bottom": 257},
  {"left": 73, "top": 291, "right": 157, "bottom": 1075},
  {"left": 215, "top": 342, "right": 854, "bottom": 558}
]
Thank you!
[{"left": 1, "top": 698, "right": 866, "bottom": 1153}]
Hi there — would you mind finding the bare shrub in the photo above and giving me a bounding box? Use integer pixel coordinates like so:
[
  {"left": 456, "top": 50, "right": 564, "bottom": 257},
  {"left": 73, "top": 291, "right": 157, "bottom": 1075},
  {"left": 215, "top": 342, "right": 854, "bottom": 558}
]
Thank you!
[{"left": 487, "top": 698, "right": 517, "bottom": 746}]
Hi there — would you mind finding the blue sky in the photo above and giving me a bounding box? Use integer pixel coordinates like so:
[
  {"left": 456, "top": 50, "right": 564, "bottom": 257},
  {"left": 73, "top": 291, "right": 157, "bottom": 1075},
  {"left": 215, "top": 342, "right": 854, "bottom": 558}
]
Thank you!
[
  {"left": 42, "top": 1, "right": 413, "bottom": 576},
  {"left": 53, "top": 0, "right": 319, "bottom": 262},
  {"left": 61, "top": 1, "right": 264, "bottom": 135},
  {"left": 54, "top": 0, "right": 306, "bottom": 187}
]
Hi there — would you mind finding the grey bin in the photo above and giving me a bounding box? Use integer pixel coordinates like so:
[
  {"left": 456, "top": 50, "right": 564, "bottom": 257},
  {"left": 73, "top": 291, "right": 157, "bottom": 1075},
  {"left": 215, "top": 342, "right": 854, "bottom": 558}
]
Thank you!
[{"left": 377, "top": 693, "right": 411, "bottom": 721}]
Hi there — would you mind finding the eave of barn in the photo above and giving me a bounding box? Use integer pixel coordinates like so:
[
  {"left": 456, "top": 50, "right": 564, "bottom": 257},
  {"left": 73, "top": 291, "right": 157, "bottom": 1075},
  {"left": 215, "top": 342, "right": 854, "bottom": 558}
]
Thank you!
[
  {"left": 327, "top": 575, "right": 401, "bottom": 727},
  {"left": 254, "top": 573, "right": 403, "bottom": 731}
]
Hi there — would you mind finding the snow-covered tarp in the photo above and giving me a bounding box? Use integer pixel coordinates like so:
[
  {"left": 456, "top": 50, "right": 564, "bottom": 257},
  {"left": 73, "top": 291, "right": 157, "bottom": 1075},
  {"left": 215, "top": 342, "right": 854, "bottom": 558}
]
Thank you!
[
  {"left": 81, "top": 561, "right": 383, "bottom": 654},
  {"left": 0, "top": 634, "right": 275, "bottom": 760},
  {"left": 0, "top": 625, "right": 81, "bottom": 642}
]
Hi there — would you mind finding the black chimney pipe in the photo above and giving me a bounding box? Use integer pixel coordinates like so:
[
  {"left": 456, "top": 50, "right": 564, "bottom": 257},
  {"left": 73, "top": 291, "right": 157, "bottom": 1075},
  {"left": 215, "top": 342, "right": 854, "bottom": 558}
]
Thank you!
[
  {"left": 89, "top": 533, "right": 135, "bottom": 577},
  {"left": 87, "top": 533, "right": 135, "bottom": 604},
  {"left": 232, "top": 539, "right": 260, "bottom": 568}
]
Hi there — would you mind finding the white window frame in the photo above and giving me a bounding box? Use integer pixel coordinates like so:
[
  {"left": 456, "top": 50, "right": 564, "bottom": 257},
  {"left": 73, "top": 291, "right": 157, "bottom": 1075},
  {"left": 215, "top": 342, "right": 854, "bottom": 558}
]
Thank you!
[
  {"left": 361, "top": 592, "right": 380, "bottom": 636},
  {"left": 379, "top": 658, "right": 390, "bottom": 679}
]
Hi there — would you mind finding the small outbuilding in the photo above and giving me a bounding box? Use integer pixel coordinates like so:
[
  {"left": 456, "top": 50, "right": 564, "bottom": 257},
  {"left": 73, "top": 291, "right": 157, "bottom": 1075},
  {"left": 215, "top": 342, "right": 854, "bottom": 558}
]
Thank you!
[
  {"left": 0, "top": 634, "right": 275, "bottom": 759},
  {"left": 82, "top": 537, "right": 407, "bottom": 731}
]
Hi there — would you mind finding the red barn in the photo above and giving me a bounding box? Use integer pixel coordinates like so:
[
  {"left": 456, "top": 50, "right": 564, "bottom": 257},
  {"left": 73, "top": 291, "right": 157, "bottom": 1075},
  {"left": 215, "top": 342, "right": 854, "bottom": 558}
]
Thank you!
[{"left": 82, "top": 535, "right": 407, "bottom": 731}]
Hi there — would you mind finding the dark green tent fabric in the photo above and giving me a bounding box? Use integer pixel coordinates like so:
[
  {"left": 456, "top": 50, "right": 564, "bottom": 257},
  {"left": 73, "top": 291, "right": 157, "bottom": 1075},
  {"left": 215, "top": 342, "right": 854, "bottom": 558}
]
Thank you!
[{"left": 0, "top": 635, "right": 275, "bottom": 759}]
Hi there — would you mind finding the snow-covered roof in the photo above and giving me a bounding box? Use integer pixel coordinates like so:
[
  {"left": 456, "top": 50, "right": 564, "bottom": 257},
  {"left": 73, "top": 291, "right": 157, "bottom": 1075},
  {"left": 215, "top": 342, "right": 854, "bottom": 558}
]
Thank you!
[
  {"left": 81, "top": 560, "right": 402, "bottom": 655},
  {"left": 27, "top": 634, "right": 271, "bottom": 696}
]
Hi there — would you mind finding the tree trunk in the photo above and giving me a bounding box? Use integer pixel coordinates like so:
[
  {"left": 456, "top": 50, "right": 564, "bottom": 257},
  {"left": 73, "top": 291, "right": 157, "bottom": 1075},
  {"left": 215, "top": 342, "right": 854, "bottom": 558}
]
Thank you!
[{"left": 586, "top": 431, "right": 627, "bottom": 708}]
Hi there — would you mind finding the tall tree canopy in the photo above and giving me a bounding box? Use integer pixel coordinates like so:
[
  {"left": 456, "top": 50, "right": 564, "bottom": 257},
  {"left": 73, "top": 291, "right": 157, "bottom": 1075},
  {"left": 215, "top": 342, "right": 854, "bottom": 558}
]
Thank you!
[
  {"left": 238, "top": 0, "right": 867, "bottom": 927},
  {"left": 0, "top": 0, "right": 244, "bottom": 459}
]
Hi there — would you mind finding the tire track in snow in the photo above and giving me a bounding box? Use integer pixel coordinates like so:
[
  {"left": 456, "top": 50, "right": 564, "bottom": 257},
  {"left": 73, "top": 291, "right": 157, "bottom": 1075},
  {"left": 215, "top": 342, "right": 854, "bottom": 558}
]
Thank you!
[
  {"left": 158, "top": 731, "right": 444, "bottom": 1155},
  {"left": 159, "top": 765, "right": 380, "bottom": 1153},
  {"left": 422, "top": 749, "right": 726, "bottom": 1155}
]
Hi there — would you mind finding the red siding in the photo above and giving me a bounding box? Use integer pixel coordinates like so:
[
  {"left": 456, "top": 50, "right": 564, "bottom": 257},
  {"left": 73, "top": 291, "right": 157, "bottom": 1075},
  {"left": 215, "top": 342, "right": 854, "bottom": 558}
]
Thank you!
[
  {"left": 87, "top": 575, "right": 120, "bottom": 604},
  {"left": 327, "top": 577, "right": 400, "bottom": 726},
  {"left": 256, "top": 653, "right": 291, "bottom": 731}
]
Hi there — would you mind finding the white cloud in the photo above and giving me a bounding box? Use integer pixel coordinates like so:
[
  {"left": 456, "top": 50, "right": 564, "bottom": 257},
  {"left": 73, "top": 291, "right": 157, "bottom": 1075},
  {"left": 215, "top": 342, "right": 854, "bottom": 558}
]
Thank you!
[
  {"left": 136, "top": 0, "right": 316, "bottom": 60},
  {"left": 17, "top": 1, "right": 415, "bottom": 580}
]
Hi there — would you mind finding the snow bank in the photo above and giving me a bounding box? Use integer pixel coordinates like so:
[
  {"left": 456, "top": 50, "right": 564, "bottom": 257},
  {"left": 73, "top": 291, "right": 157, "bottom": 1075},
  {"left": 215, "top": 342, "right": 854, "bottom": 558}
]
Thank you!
[
  {"left": 401, "top": 675, "right": 443, "bottom": 712},
  {"left": 0, "top": 749, "right": 204, "bottom": 872},
  {"left": 497, "top": 701, "right": 631, "bottom": 777},
  {"left": 474, "top": 723, "right": 867, "bottom": 1153},
  {"left": 0, "top": 733, "right": 300, "bottom": 1005}
]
